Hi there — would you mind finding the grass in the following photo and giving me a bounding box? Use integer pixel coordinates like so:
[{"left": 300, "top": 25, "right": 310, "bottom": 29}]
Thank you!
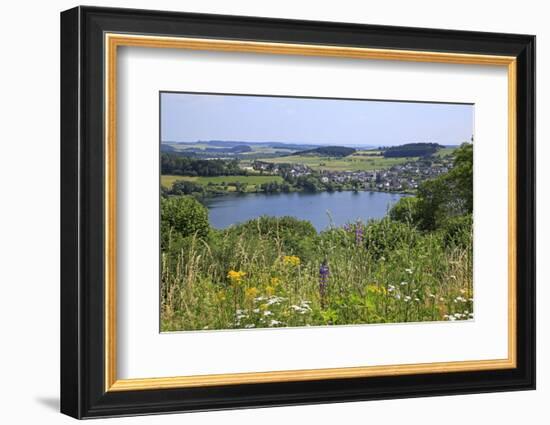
[
  {"left": 161, "top": 174, "right": 284, "bottom": 189},
  {"left": 256, "top": 153, "right": 416, "bottom": 171},
  {"left": 161, "top": 216, "right": 473, "bottom": 332},
  {"left": 434, "top": 147, "right": 457, "bottom": 158}
]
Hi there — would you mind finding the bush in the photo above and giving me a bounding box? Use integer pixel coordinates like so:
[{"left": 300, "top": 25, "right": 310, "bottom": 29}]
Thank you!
[
  {"left": 439, "top": 214, "right": 473, "bottom": 248},
  {"left": 389, "top": 197, "right": 420, "bottom": 224},
  {"left": 170, "top": 180, "right": 204, "bottom": 196},
  {"left": 363, "top": 218, "right": 420, "bottom": 260},
  {"left": 161, "top": 195, "right": 209, "bottom": 240},
  {"left": 228, "top": 216, "right": 317, "bottom": 259}
]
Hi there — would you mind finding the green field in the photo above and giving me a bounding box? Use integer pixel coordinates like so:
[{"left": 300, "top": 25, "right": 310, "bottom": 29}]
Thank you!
[
  {"left": 434, "top": 147, "right": 457, "bottom": 158},
  {"left": 256, "top": 153, "right": 416, "bottom": 171},
  {"left": 161, "top": 174, "right": 283, "bottom": 189}
]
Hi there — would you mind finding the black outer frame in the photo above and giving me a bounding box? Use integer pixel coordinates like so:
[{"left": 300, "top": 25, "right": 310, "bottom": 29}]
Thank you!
[{"left": 60, "top": 5, "right": 535, "bottom": 419}]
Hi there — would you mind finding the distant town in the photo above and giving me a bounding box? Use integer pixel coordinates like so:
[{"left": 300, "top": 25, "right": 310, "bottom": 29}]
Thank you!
[
  {"left": 161, "top": 140, "right": 464, "bottom": 195},
  {"left": 251, "top": 155, "right": 454, "bottom": 193}
]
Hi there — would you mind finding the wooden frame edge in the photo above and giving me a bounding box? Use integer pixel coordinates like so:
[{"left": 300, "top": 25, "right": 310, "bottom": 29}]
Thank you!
[{"left": 104, "top": 33, "right": 518, "bottom": 392}]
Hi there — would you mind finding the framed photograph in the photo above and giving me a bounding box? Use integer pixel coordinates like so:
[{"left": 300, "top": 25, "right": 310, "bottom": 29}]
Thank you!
[{"left": 60, "top": 6, "right": 535, "bottom": 419}]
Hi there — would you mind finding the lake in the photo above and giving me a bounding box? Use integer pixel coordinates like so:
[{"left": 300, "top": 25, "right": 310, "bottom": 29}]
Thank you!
[{"left": 203, "top": 191, "right": 406, "bottom": 231}]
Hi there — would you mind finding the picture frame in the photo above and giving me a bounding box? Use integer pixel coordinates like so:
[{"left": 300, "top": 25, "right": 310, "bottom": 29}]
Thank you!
[{"left": 60, "top": 5, "right": 535, "bottom": 419}]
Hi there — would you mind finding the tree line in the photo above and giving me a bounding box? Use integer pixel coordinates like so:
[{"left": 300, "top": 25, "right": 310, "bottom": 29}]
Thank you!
[{"left": 161, "top": 153, "right": 245, "bottom": 176}]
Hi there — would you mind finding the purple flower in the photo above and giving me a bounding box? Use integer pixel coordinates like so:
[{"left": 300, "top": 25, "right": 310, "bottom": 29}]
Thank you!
[
  {"left": 319, "top": 261, "right": 330, "bottom": 307},
  {"left": 355, "top": 224, "right": 363, "bottom": 246}
]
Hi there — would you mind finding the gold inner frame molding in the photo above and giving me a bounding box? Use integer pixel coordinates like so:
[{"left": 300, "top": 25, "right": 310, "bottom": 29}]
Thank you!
[{"left": 104, "top": 33, "right": 517, "bottom": 392}]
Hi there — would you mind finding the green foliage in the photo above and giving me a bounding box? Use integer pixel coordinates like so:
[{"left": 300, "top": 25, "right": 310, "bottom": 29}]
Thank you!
[
  {"left": 389, "top": 197, "right": 420, "bottom": 224},
  {"left": 390, "top": 143, "right": 473, "bottom": 231},
  {"left": 382, "top": 143, "right": 442, "bottom": 158},
  {"left": 293, "top": 146, "right": 356, "bottom": 157},
  {"left": 170, "top": 180, "right": 204, "bottom": 196},
  {"left": 439, "top": 214, "right": 473, "bottom": 249},
  {"left": 362, "top": 218, "right": 420, "bottom": 260},
  {"left": 161, "top": 153, "right": 244, "bottom": 176},
  {"left": 228, "top": 216, "right": 317, "bottom": 260},
  {"left": 161, "top": 213, "right": 473, "bottom": 331},
  {"left": 161, "top": 196, "right": 209, "bottom": 241}
]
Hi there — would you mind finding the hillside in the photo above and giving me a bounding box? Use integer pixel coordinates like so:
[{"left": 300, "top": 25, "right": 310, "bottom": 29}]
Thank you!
[
  {"left": 382, "top": 143, "right": 443, "bottom": 158},
  {"left": 292, "top": 146, "right": 356, "bottom": 157}
]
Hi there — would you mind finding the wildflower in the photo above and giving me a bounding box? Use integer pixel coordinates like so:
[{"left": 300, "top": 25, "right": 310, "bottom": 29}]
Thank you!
[
  {"left": 355, "top": 223, "right": 364, "bottom": 246},
  {"left": 367, "top": 284, "right": 386, "bottom": 295},
  {"left": 252, "top": 308, "right": 260, "bottom": 313},
  {"left": 266, "top": 296, "right": 285, "bottom": 306},
  {"left": 235, "top": 311, "right": 248, "bottom": 320},
  {"left": 265, "top": 286, "right": 275, "bottom": 296},
  {"left": 227, "top": 270, "right": 246, "bottom": 283},
  {"left": 405, "top": 268, "right": 413, "bottom": 274},
  {"left": 216, "top": 291, "right": 226, "bottom": 302},
  {"left": 270, "top": 319, "right": 282, "bottom": 326},
  {"left": 428, "top": 293, "right": 436, "bottom": 298},
  {"left": 319, "top": 260, "right": 330, "bottom": 307},
  {"left": 404, "top": 295, "right": 412, "bottom": 302},
  {"left": 263, "top": 310, "right": 273, "bottom": 317},
  {"left": 244, "top": 324, "right": 255, "bottom": 329},
  {"left": 282, "top": 255, "right": 301, "bottom": 267},
  {"left": 400, "top": 281, "right": 408, "bottom": 286},
  {"left": 414, "top": 297, "right": 420, "bottom": 302},
  {"left": 245, "top": 287, "right": 259, "bottom": 301},
  {"left": 270, "top": 277, "right": 281, "bottom": 286},
  {"left": 388, "top": 285, "right": 395, "bottom": 293}
]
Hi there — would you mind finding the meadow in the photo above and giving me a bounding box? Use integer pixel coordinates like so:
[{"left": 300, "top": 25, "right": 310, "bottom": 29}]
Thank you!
[
  {"left": 161, "top": 174, "right": 284, "bottom": 190},
  {"left": 256, "top": 152, "right": 415, "bottom": 171},
  {"left": 161, "top": 213, "right": 473, "bottom": 331}
]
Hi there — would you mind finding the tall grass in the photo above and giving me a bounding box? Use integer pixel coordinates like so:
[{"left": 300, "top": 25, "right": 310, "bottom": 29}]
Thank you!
[{"left": 161, "top": 216, "right": 473, "bottom": 332}]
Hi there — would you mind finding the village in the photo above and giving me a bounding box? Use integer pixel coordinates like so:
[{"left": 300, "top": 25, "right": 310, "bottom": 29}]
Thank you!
[{"left": 252, "top": 155, "right": 455, "bottom": 193}]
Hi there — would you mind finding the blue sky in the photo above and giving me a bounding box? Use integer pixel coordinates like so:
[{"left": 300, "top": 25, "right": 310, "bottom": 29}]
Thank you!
[{"left": 161, "top": 92, "right": 474, "bottom": 147}]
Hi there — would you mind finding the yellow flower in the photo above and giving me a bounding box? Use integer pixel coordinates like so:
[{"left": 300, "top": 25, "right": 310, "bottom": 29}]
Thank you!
[
  {"left": 282, "top": 255, "right": 301, "bottom": 267},
  {"left": 245, "top": 287, "right": 259, "bottom": 301},
  {"left": 227, "top": 270, "right": 246, "bottom": 283},
  {"left": 216, "top": 291, "right": 226, "bottom": 302},
  {"left": 265, "top": 286, "right": 275, "bottom": 296},
  {"left": 270, "top": 277, "right": 281, "bottom": 286},
  {"left": 367, "top": 284, "right": 386, "bottom": 295}
]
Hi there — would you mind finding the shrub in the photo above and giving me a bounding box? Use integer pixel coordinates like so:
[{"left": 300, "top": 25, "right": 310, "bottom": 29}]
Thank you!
[
  {"left": 170, "top": 180, "right": 204, "bottom": 196},
  {"left": 389, "top": 196, "right": 420, "bottom": 224},
  {"left": 161, "top": 195, "right": 209, "bottom": 240},
  {"left": 363, "top": 218, "right": 420, "bottom": 260},
  {"left": 439, "top": 214, "right": 473, "bottom": 248}
]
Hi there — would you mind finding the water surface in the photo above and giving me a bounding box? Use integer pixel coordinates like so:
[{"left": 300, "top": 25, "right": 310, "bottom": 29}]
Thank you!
[{"left": 204, "top": 191, "right": 406, "bottom": 231}]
